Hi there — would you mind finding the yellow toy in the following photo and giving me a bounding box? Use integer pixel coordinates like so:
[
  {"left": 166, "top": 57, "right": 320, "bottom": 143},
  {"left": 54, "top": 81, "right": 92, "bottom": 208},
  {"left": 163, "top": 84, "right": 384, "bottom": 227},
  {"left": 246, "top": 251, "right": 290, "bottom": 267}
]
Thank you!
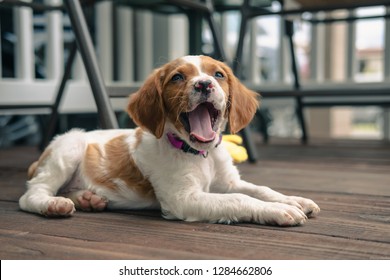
[{"left": 222, "top": 134, "right": 248, "bottom": 163}]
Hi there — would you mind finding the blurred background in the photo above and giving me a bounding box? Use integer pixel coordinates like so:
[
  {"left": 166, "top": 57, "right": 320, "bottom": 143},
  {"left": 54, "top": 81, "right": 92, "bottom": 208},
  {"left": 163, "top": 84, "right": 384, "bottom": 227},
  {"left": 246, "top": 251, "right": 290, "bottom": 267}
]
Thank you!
[{"left": 1, "top": 0, "right": 389, "bottom": 148}]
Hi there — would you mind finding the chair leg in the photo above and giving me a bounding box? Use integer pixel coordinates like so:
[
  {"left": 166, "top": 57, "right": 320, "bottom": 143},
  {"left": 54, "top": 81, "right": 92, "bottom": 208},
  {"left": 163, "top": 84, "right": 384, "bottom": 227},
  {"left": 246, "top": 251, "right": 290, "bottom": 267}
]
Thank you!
[
  {"left": 204, "top": 12, "right": 226, "bottom": 60},
  {"left": 295, "top": 96, "right": 308, "bottom": 143},
  {"left": 285, "top": 20, "right": 308, "bottom": 143},
  {"left": 233, "top": 0, "right": 258, "bottom": 163},
  {"left": 40, "top": 41, "right": 78, "bottom": 150},
  {"left": 233, "top": 0, "right": 250, "bottom": 77},
  {"left": 64, "top": 0, "right": 118, "bottom": 129},
  {"left": 186, "top": 1, "right": 226, "bottom": 60},
  {"left": 240, "top": 125, "right": 258, "bottom": 163},
  {"left": 188, "top": 12, "right": 203, "bottom": 55}
]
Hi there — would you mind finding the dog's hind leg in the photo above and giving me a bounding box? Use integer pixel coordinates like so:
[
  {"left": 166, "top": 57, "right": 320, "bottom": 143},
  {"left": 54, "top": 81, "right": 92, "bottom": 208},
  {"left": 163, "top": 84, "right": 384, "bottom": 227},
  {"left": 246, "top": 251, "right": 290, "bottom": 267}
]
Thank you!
[{"left": 19, "top": 130, "right": 86, "bottom": 217}]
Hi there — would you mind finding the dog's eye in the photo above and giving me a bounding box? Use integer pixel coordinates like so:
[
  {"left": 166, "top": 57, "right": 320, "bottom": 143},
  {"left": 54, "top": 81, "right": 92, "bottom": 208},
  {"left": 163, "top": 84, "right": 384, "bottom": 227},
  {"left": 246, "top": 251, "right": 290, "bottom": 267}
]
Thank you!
[
  {"left": 214, "top": 71, "right": 224, "bottom": 79},
  {"left": 171, "top": 73, "right": 184, "bottom": 82}
]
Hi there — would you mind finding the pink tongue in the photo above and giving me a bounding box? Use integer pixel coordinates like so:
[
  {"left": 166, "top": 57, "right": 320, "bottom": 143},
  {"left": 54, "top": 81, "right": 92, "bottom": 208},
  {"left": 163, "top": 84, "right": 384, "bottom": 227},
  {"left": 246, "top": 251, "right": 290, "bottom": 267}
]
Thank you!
[{"left": 188, "top": 104, "right": 216, "bottom": 142}]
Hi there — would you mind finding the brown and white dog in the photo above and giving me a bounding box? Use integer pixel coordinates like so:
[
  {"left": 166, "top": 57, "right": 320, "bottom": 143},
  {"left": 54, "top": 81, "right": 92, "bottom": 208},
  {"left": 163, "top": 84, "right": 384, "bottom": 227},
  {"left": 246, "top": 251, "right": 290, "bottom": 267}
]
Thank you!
[{"left": 19, "top": 55, "right": 320, "bottom": 226}]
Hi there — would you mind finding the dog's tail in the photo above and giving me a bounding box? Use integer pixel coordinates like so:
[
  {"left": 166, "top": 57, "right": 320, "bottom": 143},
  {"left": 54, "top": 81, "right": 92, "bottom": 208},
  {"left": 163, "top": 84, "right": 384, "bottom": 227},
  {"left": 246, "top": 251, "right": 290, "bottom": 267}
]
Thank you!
[
  {"left": 27, "top": 161, "right": 39, "bottom": 180},
  {"left": 27, "top": 147, "right": 52, "bottom": 180}
]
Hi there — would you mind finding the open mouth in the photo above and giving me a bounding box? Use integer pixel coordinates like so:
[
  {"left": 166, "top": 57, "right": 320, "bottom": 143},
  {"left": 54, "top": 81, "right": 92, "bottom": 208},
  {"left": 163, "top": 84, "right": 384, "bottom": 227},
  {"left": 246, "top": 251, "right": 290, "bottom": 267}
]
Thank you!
[{"left": 180, "top": 102, "right": 220, "bottom": 143}]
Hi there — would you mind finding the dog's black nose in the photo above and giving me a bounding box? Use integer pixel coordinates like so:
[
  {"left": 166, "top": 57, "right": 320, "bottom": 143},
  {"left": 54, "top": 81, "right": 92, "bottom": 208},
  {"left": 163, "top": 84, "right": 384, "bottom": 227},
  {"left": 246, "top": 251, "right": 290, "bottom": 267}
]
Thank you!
[{"left": 194, "top": 80, "right": 213, "bottom": 94}]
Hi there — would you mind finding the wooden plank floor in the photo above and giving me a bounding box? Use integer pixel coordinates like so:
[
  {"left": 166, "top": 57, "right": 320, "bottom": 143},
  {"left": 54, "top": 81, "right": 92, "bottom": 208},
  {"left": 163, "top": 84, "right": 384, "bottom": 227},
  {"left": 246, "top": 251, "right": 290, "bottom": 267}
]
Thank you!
[{"left": 1, "top": 138, "right": 389, "bottom": 259}]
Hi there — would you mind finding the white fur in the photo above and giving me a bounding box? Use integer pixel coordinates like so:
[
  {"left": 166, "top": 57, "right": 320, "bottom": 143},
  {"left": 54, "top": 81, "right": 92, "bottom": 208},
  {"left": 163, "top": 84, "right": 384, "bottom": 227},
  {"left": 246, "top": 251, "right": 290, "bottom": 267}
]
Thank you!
[
  {"left": 19, "top": 56, "right": 320, "bottom": 226},
  {"left": 182, "top": 55, "right": 202, "bottom": 73}
]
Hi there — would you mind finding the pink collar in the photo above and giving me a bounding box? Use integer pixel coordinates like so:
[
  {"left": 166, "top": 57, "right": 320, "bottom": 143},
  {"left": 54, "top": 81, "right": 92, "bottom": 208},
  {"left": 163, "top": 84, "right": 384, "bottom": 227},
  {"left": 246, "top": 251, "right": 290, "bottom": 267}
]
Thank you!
[{"left": 166, "top": 133, "right": 222, "bottom": 158}]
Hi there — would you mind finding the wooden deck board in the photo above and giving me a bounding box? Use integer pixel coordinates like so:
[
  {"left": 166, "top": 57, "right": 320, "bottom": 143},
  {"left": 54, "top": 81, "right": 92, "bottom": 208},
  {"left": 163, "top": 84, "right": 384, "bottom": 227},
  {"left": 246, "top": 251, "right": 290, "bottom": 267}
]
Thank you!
[
  {"left": 1, "top": 140, "right": 389, "bottom": 260},
  {"left": 1, "top": 201, "right": 389, "bottom": 260}
]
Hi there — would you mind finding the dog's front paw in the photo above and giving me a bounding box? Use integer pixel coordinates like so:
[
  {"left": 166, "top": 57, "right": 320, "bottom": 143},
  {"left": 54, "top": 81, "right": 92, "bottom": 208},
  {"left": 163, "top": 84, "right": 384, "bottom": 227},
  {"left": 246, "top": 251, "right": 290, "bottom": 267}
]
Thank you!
[
  {"left": 44, "top": 197, "right": 75, "bottom": 217},
  {"left": 283, "top": 196, "right": 320, "bottom": 218},
  {"left": 258, "top": 203, "right": 308, "bottom": 226}
]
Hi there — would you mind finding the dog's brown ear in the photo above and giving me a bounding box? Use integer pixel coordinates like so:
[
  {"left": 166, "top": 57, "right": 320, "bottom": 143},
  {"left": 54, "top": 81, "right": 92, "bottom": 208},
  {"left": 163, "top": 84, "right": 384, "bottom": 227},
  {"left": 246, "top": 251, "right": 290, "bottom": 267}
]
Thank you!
[
  {"left": 127, "top": 69, "right": 165, "bottom": 138},
  {"left": 226, "top": 71, "right": 259, "bottom": 134}
]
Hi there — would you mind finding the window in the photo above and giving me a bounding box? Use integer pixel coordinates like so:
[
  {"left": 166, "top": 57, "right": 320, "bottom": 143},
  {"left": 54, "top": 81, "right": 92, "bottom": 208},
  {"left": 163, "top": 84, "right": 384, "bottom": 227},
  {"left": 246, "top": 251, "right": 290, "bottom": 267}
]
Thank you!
[{"left": 355, "top": 6, "right": 385, "bottom": 82}]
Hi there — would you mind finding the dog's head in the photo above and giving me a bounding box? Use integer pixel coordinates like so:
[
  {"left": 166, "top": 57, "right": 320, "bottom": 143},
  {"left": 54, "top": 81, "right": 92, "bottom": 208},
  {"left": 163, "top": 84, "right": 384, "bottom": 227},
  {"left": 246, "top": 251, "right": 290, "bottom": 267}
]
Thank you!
[{"left": 128, "top": 55, "right": 259, "bottom": 151}]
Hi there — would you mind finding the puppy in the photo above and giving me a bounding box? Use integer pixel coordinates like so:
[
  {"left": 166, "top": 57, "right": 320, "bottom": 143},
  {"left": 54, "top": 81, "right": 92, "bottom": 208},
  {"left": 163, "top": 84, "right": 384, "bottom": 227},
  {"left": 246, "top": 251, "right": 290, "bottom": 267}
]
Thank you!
[{"left": 19, "top": 55, "right": 320, "bottom": 226}]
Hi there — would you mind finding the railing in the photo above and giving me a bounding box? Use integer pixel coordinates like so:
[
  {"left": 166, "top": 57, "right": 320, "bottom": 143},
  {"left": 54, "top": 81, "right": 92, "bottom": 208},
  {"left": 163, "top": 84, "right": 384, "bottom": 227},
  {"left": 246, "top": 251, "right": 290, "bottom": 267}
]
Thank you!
[
  {"left": 0, "top": 0, "right": 188, "bottom": 115},
  {"left": 1, "top": 0, "right": 92, "bottom": 114},
  {"left": 1, "top": 0, "right": 389, "bottom": 139}
]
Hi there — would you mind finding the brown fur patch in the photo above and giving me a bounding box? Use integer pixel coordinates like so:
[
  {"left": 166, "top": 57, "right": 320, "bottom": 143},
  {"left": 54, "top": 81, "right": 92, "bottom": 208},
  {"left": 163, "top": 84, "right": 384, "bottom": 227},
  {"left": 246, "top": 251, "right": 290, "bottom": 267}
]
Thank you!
[
  {"left": 227, "top": 73, "right": 259, "bottom": 133},
  {"left": 84, "top": 143, "right": 114, "bottom": 188},
  {"left": 84, "top": 135, "right": 155, "bottom": 200},
  {"left": 127, "top": 71, "right": 166, "bottom": 138},
  {"left": 27, "top": 148, "right": 52, "bottom": 179}
]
